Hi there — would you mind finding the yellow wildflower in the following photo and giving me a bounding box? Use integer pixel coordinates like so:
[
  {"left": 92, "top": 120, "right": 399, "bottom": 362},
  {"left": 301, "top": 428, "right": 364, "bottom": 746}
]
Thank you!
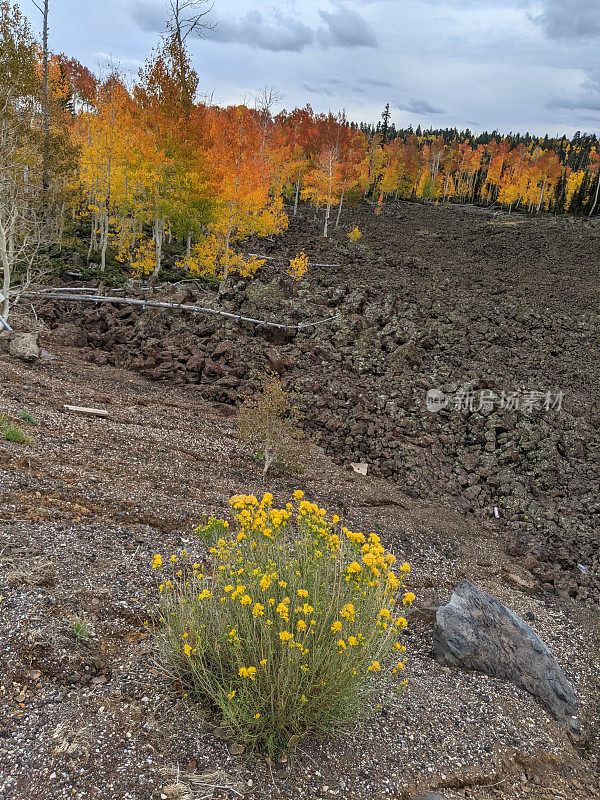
[
  {"left": 368, "top": 661, "right": 380, "bottom": 672},
  {"left": 238, "top": 666, "right": 257, "bottom": 680},
  {"left": 152, "top": 554, "right": 162, "bottom": 569}
]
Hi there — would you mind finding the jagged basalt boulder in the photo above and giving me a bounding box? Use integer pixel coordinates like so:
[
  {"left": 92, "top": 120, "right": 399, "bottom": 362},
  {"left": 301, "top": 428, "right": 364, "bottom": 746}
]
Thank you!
[{"left": 433, "top": 580, "right": 580, "bottom": 736}]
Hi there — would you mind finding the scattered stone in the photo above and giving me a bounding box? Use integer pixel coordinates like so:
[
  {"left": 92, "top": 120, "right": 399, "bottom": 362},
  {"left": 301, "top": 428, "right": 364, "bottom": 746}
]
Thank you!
[
  {"left": 503, "top": 570, "right": 537, "bottom": 594},
  {"left": 350, "top": 462, "right": 368, "bottom": 475},
  {"left": 433, "top": 580, "right": 580, "bottom": 736},
  {"left": 40, "top": 348, "right": 58, "bottom": 360},
  {"left": 9, "top": 332, "right": 40, "bottom": 361}
]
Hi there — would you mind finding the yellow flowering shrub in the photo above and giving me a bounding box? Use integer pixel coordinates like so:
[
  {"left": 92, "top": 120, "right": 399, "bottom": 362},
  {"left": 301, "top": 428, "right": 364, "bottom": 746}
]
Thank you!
[
  {"left": 347, "top": 226, "right": 362, "bottom": 242},
  {"left": 153, "top": 492, "right": 412, "bottom": 755},
  {"left": 287, "top": 250, "right": 309, "bottom": 280},
  {"left": 130, "top": 238, "right": 157, "bottom": 277},
  {"left": 180, "top": 233, "right": 266, "bottom": 281}
]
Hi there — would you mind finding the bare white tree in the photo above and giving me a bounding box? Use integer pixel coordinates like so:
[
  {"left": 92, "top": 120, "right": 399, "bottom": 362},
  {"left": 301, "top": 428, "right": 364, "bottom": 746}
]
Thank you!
[
  {"left": 0, "top": 109, "right": 57, "bottom": 327},
  {"left": 168, "top": 0, "right": 216, "bottom": 43},
  {"left": 0, "top": 0, "right": 62, "bottom": 330},
  {"left": 254, "top": 85, "right": 283, "bottom": 151}
]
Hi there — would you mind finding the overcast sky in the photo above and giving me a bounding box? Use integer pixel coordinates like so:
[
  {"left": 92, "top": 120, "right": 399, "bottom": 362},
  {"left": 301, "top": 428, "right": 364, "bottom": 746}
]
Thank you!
[{"left": 24, "top": 0, "right": 600, "bottom": 136}]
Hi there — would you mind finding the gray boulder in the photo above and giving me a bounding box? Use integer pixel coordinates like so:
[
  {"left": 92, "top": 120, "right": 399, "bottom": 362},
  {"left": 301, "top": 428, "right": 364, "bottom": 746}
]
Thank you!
[
  {"left": 9, "top": 332, "right": 40, "bottom": 361},
  {"left": 433, "top": 580, "right": 579, "bottom": 736}
]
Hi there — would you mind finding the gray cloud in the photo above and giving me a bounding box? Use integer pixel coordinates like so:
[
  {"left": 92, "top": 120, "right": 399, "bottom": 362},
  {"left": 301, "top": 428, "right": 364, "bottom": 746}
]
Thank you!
[
  {"left": 318, "top": 5, "right": 378, "bottom": 47},
  {"left": 203, "top": 4, "right": 377, "bottom": 52},
  {"left": 32, "top": 0, "right": 600, "bottom": 137},
  {"left": 359, "top": 78, "right": 393, "bottom": 88},
  {"left": 302, "top": 76, "right": 374, "bottom": 97},
  {"left": 546, "top": 70, "right": 600, "bottom": 114},
  {"left": 130, "top": 1, "right": 165, "bottom": 33},
  {"left": 535, "top": 0, "right": 600, "bottom": 40},
  {"left": 395, "top": 98, "right": 446, "bottom": 115},
  {"left": 547, "top": 95, "right": 600, "bottom": 112},
  {"left": 209, "top": 11, "right": 314, "bottom": 51},
  {"left": 302, "top": 81, "right": 339, "bottom": 97}
]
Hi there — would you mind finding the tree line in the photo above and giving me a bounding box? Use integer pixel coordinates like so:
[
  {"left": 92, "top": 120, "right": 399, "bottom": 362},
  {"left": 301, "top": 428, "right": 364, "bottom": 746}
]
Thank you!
[{"left": 1, "top": 0, "right": 600, "bottom": 327}]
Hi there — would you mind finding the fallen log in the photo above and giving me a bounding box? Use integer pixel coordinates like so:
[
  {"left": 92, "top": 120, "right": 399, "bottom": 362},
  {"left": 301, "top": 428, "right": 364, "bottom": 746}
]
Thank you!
[
  {"left": 64, "top": 405, "right": 109, "bottom": 417},
  {"left": 22, "top": 292, "right": 339, "bottom": 331}
]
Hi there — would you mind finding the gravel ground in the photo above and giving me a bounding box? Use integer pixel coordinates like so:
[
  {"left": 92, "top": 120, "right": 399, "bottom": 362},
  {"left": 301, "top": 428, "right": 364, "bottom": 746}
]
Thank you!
[
  {"left": 33, "top": 201, "right": 600, "bottom": 604},
  {"left": 1, "top": 342, "right": 599, "bottom": 799}
]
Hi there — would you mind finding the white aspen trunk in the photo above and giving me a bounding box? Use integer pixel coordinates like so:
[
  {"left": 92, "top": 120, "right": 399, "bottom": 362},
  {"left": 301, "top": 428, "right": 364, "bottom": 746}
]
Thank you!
[
  {"left": 88, "top": 211, "right": 97, "bottom": 260},
  {"left": 222, "top": 197, "right": 235, "bottom": 281},
  {"left": 100, "top": 213, "right": 108, "bottom": 271},
  {"left": 589, "top": 174, "right": 600, "bottom": 216},
  {"left": 186, "top": 232, "right": 192, "bottom": 258},
  {"left": 58, "top": 203, "right": 65, "bottom": 248},
  {"left": 152, "top": 213, "right": 163, "bottom": 278},
  {"left": 442, "top": 172, "right": 451, "bottom": 203},
  {"left": 0, "top": 215, "right": 10, "bottom": 327},
  {"left": 335, "top": 186, "right": 346, "bottom": 228},
  {"left": 536, "top": 182, "right": 545, "bottom": 213},
  {"left": 119, "top": 215, "right": 126, "bottom": 252},
  {"left": 293, "top": 164, "right": 302, "bottom": 217},
  {"left": 324, "top": 198, "right": 331, "bottom": 238}
]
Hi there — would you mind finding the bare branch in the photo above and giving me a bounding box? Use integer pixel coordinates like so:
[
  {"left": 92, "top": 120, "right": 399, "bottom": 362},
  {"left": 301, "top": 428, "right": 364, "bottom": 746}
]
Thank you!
[
  {"left": 168, "top": 0, "right": 216, "bottom": 42},
  {"left": 20, "top": 292, "right": 340, "bottom": 332}
]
